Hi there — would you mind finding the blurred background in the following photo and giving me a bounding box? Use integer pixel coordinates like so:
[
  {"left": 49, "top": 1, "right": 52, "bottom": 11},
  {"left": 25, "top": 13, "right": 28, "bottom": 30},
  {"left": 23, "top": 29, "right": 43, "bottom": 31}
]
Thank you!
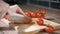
[{"left": 4, "top": 0, "right": 60, "bottom": 9}]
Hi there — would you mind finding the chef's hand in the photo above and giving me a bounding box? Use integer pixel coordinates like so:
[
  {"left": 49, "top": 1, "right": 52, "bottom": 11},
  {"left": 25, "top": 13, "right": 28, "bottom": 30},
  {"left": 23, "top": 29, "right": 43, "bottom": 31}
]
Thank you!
[
  {"left": 5, "top": 5, "right": 32, "bottom": 23},
  {"left": 14, "top": 5, "right": 31, "bottom": 20}
]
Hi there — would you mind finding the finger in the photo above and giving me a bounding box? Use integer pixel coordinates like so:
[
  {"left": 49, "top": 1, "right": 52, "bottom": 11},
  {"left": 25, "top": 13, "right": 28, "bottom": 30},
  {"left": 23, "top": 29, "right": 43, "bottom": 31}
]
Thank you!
[{"left": 4, "top": 15, "right": 10, "bottom": 20}]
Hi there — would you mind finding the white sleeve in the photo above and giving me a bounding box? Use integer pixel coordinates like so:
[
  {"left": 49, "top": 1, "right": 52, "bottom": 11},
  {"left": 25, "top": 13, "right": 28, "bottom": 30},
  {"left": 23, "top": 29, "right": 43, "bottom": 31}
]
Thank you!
[
  {"left": 9, "top": 5, "right": 18, "bottom": 13},
  {"left": 8, "top": 5, "right": 18, "bottom": 15},
  {"left": 0, "top": 0, "right": 9, "bottom": 20},
  {"left": 0, "top": 18, "right": 10, "bottom": 27}
]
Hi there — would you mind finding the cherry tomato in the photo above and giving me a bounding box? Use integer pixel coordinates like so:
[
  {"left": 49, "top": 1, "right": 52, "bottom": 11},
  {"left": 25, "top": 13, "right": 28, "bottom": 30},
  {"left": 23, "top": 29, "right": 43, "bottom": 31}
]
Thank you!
[
  {"left": 41, "top": 14, "right": 45, "bottom": 18},
  {"left": 24, "top": 19, "right": 30, "bottom": 24},
  {"left": 41, "top": 9, "right": 46, "bottom": 15},
  {"left": 25, "top": 12, "right": 31, "bottom": 17},
  {"left": 44, "top": 27, "right": 54, "bottom": 33},
  {"left": 36, "top": 13, "right": 42, "bottom": 18},
  {"left": 48, "top": 26, "right": 54, "bottom": 29},
  {"left": 30, "top": 12, "right": 36, "bottom": 18},
  {"left": 37, "top": 19, "right": 44, "bottom": 25},
  {"left": 35, "top": 9, "right": 41, "bottom": 14}
]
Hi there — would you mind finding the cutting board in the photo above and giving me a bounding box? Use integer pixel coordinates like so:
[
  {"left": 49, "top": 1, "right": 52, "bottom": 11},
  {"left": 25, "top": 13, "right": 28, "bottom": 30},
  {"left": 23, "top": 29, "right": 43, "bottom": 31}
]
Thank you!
[
  {"left": 11, "top": 18, "right": 60, "bottom": 34},
  {"left": 32, "top": 18, "right": 60, "bottom": 30}
]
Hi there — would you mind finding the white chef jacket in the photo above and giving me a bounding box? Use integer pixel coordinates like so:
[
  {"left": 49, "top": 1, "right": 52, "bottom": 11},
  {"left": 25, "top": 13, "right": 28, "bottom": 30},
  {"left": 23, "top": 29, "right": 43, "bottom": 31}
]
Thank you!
[{"left": 0, "top": 0, "right": 9, "bottom": 19}]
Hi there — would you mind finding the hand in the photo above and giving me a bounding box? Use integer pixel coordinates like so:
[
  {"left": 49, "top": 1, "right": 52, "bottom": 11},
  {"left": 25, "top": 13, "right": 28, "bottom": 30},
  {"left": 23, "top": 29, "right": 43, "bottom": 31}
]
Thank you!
[{"left": 9, "top": 13, "right": 32, "bottom": 23}]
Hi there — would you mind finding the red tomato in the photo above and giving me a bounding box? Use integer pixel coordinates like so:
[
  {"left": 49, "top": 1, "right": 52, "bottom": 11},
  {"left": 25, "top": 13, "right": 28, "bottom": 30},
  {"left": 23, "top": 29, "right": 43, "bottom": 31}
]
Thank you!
[
  {"left": 44, "top": 27, "right": 54, "bottom": 33},
  {"left": 37, "top": 19, "right": 44, "bottom": 25},
  {"left": 25, "top": 12, "right": 31, "bottom": 17},
  {"left": 35, "top": 9, "right": 41, "bottom": 14},
  {"left": 48, "top": 26, "right": 54, "bottom": 29},
  {"left": 41, "top": 14, "right": 45, "bottom": 18},
  {"left": 30, "top": 12, "right": 36, "bottom": 18},
  {"left": 41, "top": 9, "right": 46, "bottom": 15},
  {"left": 36, "top": 13, "right": 42, "bottom": 18},
  {"left": 24, "top": 19, "right": 30, "bottom": 24}
]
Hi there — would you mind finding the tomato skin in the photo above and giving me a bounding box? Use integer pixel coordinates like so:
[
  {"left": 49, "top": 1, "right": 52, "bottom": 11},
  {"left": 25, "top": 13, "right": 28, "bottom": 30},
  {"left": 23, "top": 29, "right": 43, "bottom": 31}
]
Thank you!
[
  {"left": 44, "top": 27, "right": 54, "bottom": 33},
  {"left": 41, "top": 9, "right": 46, "bottom": 15},
  {"left": 48, "top": 26, "right": 54, "bottom": 29},
  {"left": 35, "top": 9, "right": 46, "bottom": 18},
  {"left": 30, "top": 12, "right": 36, "bottom": 18},
  {"left": 35, "top": 9, "right": 41, "bottom": 15},
  {"left": 42, "top": 14, "right": 45, "bottom": 18},
  {"left": 37, "top": 19, "right": 44, "bottom": 25},
  {"left": 25, "top": 12, "right": 31, "bottom": 17},
  {"left": 35, "top": 11, "right": 45, "bottom": 18},
  {"left": 24, "top": 19, "right": 30, "bottom": 24},
  {"left": 36, "top": 13, "right": 42, "bottom": 18}
]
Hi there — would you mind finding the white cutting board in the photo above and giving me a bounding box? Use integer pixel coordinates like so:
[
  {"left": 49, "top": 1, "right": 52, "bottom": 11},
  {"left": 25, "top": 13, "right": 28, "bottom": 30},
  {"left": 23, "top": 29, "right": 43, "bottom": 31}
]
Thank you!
[
  {"left": 32, "top": 18, "right": 60, "bottom": 30},
  {"left": 18, "top": 18, "right": 60, "bottom": 34}
]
